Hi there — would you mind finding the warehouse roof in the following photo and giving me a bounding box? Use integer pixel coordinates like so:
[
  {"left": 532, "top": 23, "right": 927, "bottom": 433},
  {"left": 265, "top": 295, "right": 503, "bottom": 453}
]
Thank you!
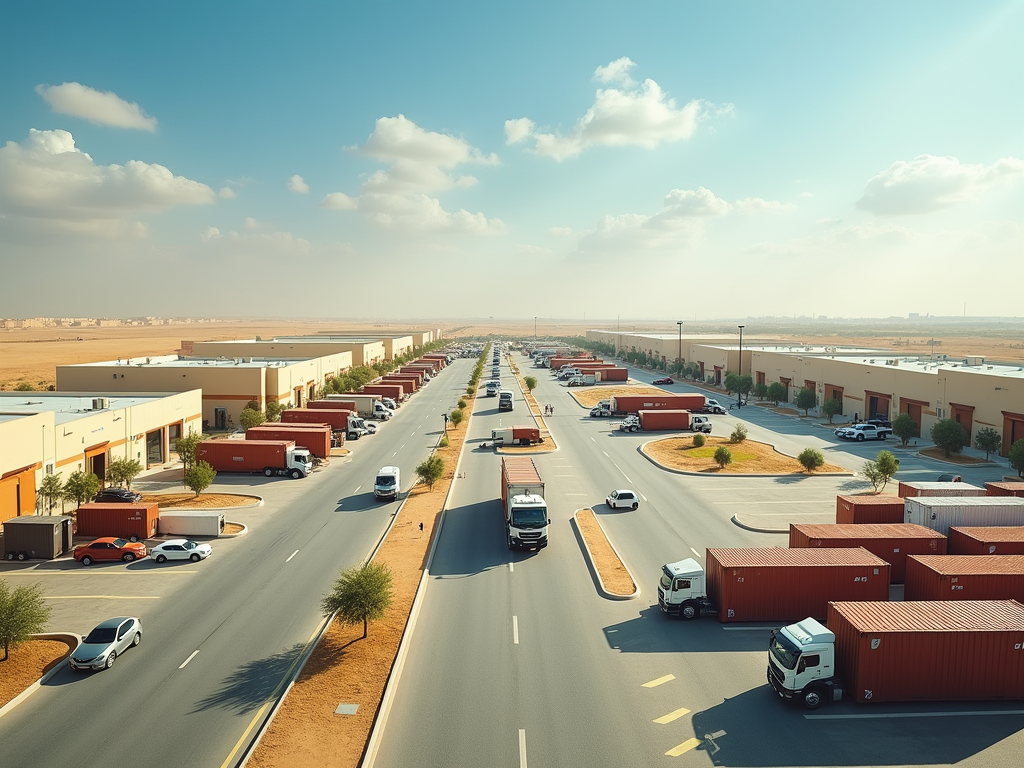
[
  {"left": 67, "top": 354, "right": 302, "bottom": 368},
  {"left": 0, "top": 392, "right": 188, "bottom": 425}
]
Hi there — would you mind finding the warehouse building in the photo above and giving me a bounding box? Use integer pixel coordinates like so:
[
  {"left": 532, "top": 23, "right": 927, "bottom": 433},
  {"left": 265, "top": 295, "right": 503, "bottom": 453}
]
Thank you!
[
  {"left": 185, "top": 337, "right": 386, "bottom": 367},
  {"left": 0, "top": 390, "right": 201, "bottom": 523}
]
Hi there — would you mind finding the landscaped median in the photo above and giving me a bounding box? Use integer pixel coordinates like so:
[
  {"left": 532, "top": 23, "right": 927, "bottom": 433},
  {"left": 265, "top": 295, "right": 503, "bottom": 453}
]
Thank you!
[
  {"left": 0, "top": 633, "right": 78, "bottom": 717},
  {"left": 572, "top": 508, "right": 638, "bottom": 599},
  {"left": 641, "top": 435, "right": 849, "bottom": 476},
  {"left": 568, "top": 384, "right": 668, "bottom": 409},
  {"left": 505, "top": 355, "right": 556, "bottom": 453}
]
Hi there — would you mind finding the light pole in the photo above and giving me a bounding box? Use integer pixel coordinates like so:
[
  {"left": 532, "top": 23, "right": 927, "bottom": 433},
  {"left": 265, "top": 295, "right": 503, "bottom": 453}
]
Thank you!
[
  {"left": 737, "top": 325, "right": 745, "bottom": 407},
  {"left": 676, "top": 321, "right": 683, "bottom": 376},
  {"left": 534, "top": 316, "right": 537, "bottom": 339}
]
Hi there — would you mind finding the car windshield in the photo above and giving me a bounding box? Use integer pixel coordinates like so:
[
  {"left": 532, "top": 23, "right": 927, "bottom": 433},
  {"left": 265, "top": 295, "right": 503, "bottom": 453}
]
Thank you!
[
  {"left": 660, "top": 571, "right": 673, "bottom": 590},
  {"left": 84, "top": 627, "right": 117, "bottom": 644},
  {"left": 768, "top": 633, "right": 800, "bottom": 670},
  {"left": 112, "top": 539, "right": 128, "bottom": 548},
  {"left": 183, "top": 541, "right": 197, "bottom": 550},
  {"left": 376, "top": 475, "right": 396, "bottom": 486},
  {"left": 511, "top": 506, "right": 547, "bottom": 527}
]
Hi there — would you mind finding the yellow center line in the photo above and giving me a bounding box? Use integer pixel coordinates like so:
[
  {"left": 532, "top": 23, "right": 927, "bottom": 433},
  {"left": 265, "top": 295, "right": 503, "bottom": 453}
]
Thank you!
[
  {"left": 666, "top": 738, "right": 701, "bottom": 757},
  {"left": 654, "top": 707, "right": 690, "bottom": 724},
  {"left": 47, "top": 595, "right": 161, "bottom": 599},
  {"left": 642, "top": 674, "right": 675, "bottom": 688}
]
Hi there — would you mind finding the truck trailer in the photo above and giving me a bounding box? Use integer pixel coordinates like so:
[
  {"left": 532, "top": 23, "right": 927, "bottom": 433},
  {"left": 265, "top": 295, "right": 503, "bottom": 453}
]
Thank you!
[
  {"left": 283, "top": 407, "right": 365, "bottom": 439},
  {"left": 500, "top": 457, "right": 549, "bottom": 550},
  {"left": 491, "top": 426, "right": 542, "bottom": 446},
  {"left": 362, "top": 384, "right": 406, "bottom": 402},
  {"left": 196, "top": 439, "right": 312, "bottom": 478},
  {"left": 246, "top": 424, "right": 332, "bottom": 458},
  {"left": 316, "top": 395, "right": 392, "bottom": 420},
  {"left": 610, "top": 393, "right": 705, "bottom": 415},
  {"left": 904, "top": 496, "right": 1024, "bottom": 535}
]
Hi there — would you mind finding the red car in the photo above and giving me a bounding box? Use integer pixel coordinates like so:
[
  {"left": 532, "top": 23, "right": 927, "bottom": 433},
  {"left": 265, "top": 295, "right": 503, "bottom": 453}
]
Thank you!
[
  {"left": 653, "top": 377, "right": 674, "bottom": 385},
  {"left": 73, "top": 537, "right": 147, "bottom": 565}
]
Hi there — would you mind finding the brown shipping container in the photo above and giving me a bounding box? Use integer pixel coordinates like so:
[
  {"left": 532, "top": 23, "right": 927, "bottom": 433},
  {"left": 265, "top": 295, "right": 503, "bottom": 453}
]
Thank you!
[
  {"left": 511, "top": 426, "right": 541, "bottom": 441},
  {"left": 196, "top": 439, "right": 296, "bottom": 473},
  {"left": 949, "top": 526, "right": 1024, "bottom": 555},
  {"left": 500, "top": 456, "right": 544, "bottom": 507},
  {"left": 789, "top": 523, "right": 946, "bottom": 582},
  {"left": 836, "top": 494, "right": 905, "bottom": 525},
  {"left": 828, "top": 600, "right": 1024, "bottom": 703},
  {"left": 321, "top": 399, "right": 358, "bottom": 410},
  {"left": 638, "top": 409, "right": 691, "bottom": 431},
  {"left": 705, "top": 547, "right": 889, "bottom": 623},
  {"left": 897, "top": 481, "right": 985, "bottom": 498},
  {"left": 398, "top": 368, "right": 426, "bottom": 382},
  {"left": 422, "top": 354, "right": 448, "bottom": 367},
  {"left": 415, "top": 358, "right": 442, "bottom": 372},
  {"left": 361, "top": 384, "right": 405, "bottom": 400},
  {"left": 246, "top": 425, "right": 331, "bottom": 458},
  {"left": 549, "top": 357, "right": 596, "bottom": 370},
  {"left": 2, "top": 515, "right": 74, "bottom": 560},
  {"left": 612, "top": 394, "right": 705, "bottom": 413},
  {"left": 987, "top": 482, "right": 1024, "bottom": 497},
  {"left": 905, "top": 555, "right": 1024, "bottom": 601},
  {"left": 77, "top": 502, "right": 159, "bottom": 541},
  {"left": 382, "top": 375, "right": 419, "bottom": 391},
  {"left": 576, "top": 363, "right": 617, "bottom": 370},
  {"left": 282, "top": 408, "right": 352, "bottom": 430},
  {"left": 599, "top": 367, "right": 629, "bottom": 381}
]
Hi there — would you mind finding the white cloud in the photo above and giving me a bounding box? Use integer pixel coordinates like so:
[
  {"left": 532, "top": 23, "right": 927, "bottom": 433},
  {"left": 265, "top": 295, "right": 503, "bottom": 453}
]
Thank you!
[
  {"left": 357, "top": 192, "right": 506, "bottom": 234},
  {"left": 36, "top": 82, "right": 157, "bottom": 131},
  {"left": 201, "top": 226, "right": 221, "bottom": 241},
  {"left": 288, "top": 174, "right": 309, "bottom": 193},
  {"left": 243, "top": 217, "right": 261, "bottom": 230},
  {"left": 549, "top": 226, "right": 573, "bottom": 236},
  {"left": 507, "top": 59, "right": 731, "bottom": 161},
  {"left": 856, "top": 154, "right": 1024, "bottom": 215},
  {"left": 734, "top": 197, "right": 796, "bottom": 214},
  {"left": 219, "top": 186, "right": 236, "bottom": 199},
  {"left": 798, "top": 191, "right": 813, "bottom": 199},
  {"left": 0, "top": 129, "right": 215, "bottom": 240},
  {"left": 321, "top": 192, "right": 358, "bottom": 210}
]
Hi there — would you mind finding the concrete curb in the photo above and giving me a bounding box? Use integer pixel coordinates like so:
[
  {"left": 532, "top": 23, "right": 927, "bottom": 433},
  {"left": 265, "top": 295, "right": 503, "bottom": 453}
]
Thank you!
[
  {"left": 219, "top": 522, "right": 248, "bottom": 538},
  {"left": 571, "top": 509, "right": 640, "bottom": 601},
  {"left": 155, "top": 494, "right": 264, "bottom": 512},
  {"left": 730, "top": 514, "right": 789, "bottom": 535},
  {"left": 637, "top": 441, "right": 853, "bottom": 478},
  {"left": 914, "top": 450, "right": 1000, "bottom": 468},
  {"left": 0, "top": 632, "right": 81, "bottom": 721}
]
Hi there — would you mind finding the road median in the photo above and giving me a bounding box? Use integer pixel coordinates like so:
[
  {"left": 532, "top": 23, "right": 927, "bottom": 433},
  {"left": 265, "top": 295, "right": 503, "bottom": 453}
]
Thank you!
[{"left": 572, "top": 508, "right": 639, "bottom": 600}]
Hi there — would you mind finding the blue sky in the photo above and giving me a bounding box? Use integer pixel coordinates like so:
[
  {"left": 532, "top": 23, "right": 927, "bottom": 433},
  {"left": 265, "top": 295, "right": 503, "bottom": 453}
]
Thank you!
[{"left": 1, "top": 1, "right": 1021, "bottom": 320}]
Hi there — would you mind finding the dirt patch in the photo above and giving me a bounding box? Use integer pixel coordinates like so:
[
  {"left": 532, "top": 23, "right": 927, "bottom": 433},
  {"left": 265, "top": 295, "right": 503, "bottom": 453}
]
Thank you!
[
  {"left": 139, "top": 492, "right": 257, "bottom": 509},
  {"left": 575, "top": 509, "right": 636, "bottom": 596},
  {"left": 644, "top": 436, "right": 845, "bottom": 474},
  {"left": 223, "top": 522, "right": 246, "bottom": 535},
  {"left": 919, "top": 448, "right": 991, "bottom": 465},
  {"left": 249, "top": 397, "right": 473, "bottom": 768},
  {"left": 570, "top": 385, "right": 668, "bottom": 409},
  {"left": 505, "top": 354, "right": 555, "bottom": 452},
  {"left": 0, "top": 638, "right": 74, "bottom": 708}
]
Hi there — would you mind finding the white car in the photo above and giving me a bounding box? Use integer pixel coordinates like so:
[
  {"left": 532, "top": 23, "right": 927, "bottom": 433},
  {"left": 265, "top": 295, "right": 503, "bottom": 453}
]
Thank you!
[
  {"left": 607, "top": 490, "right": 640, "bottom": 510},
  {"left": 362, "top": 421, "right": 378, "bottom": 435},
  {"left": 150, "top": 539, "right": 213, "bottom": 563}
]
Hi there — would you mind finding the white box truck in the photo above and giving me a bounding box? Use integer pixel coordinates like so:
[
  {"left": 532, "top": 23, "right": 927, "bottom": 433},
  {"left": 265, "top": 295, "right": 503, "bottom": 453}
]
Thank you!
[
  {"left": 157, "top": 512, "right": 226, "bottom": 537},
  {"left": 500, "top": 457, "right": 549, "bottom": 550}
]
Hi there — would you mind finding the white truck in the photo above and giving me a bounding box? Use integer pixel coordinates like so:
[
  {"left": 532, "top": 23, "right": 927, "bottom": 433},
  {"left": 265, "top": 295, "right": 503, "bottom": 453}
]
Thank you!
[
  {"left": 485, "top": 381, "right": 501, "bottom": 397},
  {"left": 657, "top": 558, "right": 716, "bottom": 619},
  {"left": 500, "top": 456, "right": 549, "bottom": 550},
  {"left": 498, "top": 390, "right": 514, "bottom": 411},
  {"left": 325, "top": 393, "right": 393, "bottom": 420},
  {"left": 566, "top": 373, "right": 596, "bottom": 387}
]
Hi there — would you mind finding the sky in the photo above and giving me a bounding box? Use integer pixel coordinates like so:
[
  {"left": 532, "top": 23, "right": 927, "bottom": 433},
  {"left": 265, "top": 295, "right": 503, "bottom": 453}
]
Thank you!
[{"left": 1, "top": 1, "right": 1022, "bottom": 321}]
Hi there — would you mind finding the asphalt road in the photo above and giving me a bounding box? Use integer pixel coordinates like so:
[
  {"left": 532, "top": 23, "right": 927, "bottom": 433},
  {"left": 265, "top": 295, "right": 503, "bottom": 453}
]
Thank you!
[
  {"left": 374, "top": 355, "right": 1024, "bottom": 767},
  {"left": 0, "top": 359, "right": 471, "bottom": 768}
]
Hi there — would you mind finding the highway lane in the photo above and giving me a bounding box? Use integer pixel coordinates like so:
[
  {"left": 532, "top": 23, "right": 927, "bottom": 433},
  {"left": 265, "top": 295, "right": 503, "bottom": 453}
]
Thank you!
[{"left": 0, "top": 358, "right": 470, "bottom": 768}]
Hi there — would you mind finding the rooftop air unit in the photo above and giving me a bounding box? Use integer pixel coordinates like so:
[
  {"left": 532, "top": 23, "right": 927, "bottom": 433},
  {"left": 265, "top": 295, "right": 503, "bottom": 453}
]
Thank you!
[{"left": 92, "top": 397, "right": 109, "bottom": 410}]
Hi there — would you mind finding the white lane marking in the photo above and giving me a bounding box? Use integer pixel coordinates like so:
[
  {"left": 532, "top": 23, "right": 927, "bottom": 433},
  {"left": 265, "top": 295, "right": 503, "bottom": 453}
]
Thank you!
[
  {"left": 393, "top": 452, "right": 398, "bottom": 457},
  {"left": 602, "top": 450, "right": 609, "bottom": 457},
  {"left": 806, "top": 710, "right": 1024, "bottom": 720},
  {"left": 591, "top": 437, "right": 596, "bottom": 442},
  {"left": 611, "top": 461, "right": 632, "bottom": 483},
  {"left": 640, "top": 493, "right": 648, "bottom": 502},
  {"left": 179, "top": 650, "right": 200, "bottom": 669},
  {"left": 519, "top": 729, "right": 528, "bottom": 768},
  {"left": 508, "top": 562, "right": 514, "bottom": 572},
  {"left": 513, "top": 615, "right": 519, "bottom": 644},
  {"left": 411, "top": 432, "right": 416, "bottom": 436},
  {"left": 401, "top": 444, "right": 406, "bottom": 449},
  {"left": 720, "top": 626, "right": 776, "bottom": 631},
  {"left": 286, "top": 550, "right": 299, "bottom": 563},
  {"left": 690, "top": 548, "right": 701, "bottom": 558},
  {"left": 354, "top": 485, "right": 361, "bottom": 493}
]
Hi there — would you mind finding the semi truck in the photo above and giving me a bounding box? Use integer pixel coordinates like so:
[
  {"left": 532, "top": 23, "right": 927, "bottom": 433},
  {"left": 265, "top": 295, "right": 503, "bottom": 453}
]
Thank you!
[
  {"left": 361, "top": 383, "right": 406, "bottom": 403},
  {"left": 321, "top": 394, "right": 393, "bottom": 420},
  {"left": 610, "top": 393, "right": 705, "bottom": 415},
  {"left": 500, "top": 456, "right": 549, "bottom": 550},
  {"left": 282, "top": 407, "right": 366, "bottom": 439},
  {"left": 491, "top": 426, "right": 542, "bottom": 446},
  {"left": 499, "top": 390, "right": 514, "bottom": 411},
  {"left": 767, "top": 600, "right": 1024, "bottom": 709},
  {"left": 196, "top": 439, "right": 312, "bottom": 479}
]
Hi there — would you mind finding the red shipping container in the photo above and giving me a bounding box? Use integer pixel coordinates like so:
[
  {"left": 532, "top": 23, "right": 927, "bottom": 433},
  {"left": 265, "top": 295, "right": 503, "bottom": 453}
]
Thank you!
[
  {"left": 76, "top": 502, "right": 159, "bottom": 541},
  {"left": 905, "top": 555, "right": 1024, "bottom": 601},
  {"left": 512, "top": 426, "right": 541, "bottom": 441},
  {"left": 897, "top": 481, "right": 985, "bottom": 498},
  {"left": 705, "top": 547, "right": 889, "bottom": 623},
  {"left": 414, "top": 358, "right": 441, "bottom": 371},
  {"left": 638, "top": 409, "right": 690, "bottom": 431},
  {"left": 836, "top": 494, "right": 905, "bottom": 525},
  {"left": 318, "top": 399, "right": 357, "bottom": 410},
  {"left": 196, "top": 439, "right": 296, "bottom": 474},
  {"left": 362, "top": 384, "right": 405, "bottom": 401},
  {"left": 246, "top": 425, "right": 332, "bottom": 457},
  {"left": 382, "top": 375, "right": 419, "bottom": 391},
  {"left": 611, "top": 393, "right": 705, "bottom": 413},
  {"left": 987, "top": 482, "right": 1024, "bottom": 497},
  {"left": 949, "top": 526, "right": 1024, "bottom": 555},
  {"left": 549, "top": 357, "right": 596, "bottom": 370},
  {"left": 789, "top": 523, "right": 946, "bottom": 582},
  {"left": 828, "top": 600, "right": 1024, "bottom": 703},
  {"left": 282, "top": 408, "right": 352, "bottom": 430},
  {"left": 596, "top": 368, "right": 629, "bottom": 381},
  {"left": 398, "top": 368, "right": 426, "bottom": 382},
  {"left": 500, "top": 456, "right": 543, "bottom": 507},
  {"left": 576, "top": 363, "right": 617, "bottom": 369}
]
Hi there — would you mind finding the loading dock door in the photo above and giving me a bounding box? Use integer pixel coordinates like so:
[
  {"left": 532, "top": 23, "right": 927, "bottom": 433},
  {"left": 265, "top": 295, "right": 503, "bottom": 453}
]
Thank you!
[
  {"left": 146, "top": 429, "right": 164, "bottom": 467},
  {"left": 900, "top": 400, "right": 924, "bottom": 438},
  {"left": 866, "top": 391, "right": 891, "bottom": 420},
  {"left": 1003, "top": 411, "right": 1024, "bottom": 457}
]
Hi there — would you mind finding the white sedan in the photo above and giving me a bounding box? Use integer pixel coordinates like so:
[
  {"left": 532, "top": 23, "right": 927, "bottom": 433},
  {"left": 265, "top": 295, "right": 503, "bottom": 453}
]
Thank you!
[
  {"left": 150, "top": 539, "right": 213, "bottom": 563},
  {"left": 606, "top": 490, "right": 640, "bottom": 510}
]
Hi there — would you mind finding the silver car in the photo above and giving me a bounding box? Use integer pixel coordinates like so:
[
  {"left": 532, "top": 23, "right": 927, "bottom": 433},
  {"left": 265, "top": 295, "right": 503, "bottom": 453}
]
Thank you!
[{"left": 70, "top": 617, "right": 142, "bottom": 671}]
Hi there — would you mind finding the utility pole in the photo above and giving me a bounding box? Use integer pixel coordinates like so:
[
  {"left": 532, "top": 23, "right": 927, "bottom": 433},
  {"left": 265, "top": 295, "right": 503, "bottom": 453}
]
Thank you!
[
  {"left": 737, "top": 325, "right": 745, "bottom": 407},
  {"left": 676, "top": 320, "right": 683, "bottom": 375},
  {"left": 534, "top": 316, "right": 537, "bottom": 339}
]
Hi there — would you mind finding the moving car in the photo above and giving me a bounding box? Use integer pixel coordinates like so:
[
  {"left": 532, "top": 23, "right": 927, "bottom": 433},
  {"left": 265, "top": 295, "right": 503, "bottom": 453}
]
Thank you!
[
  {"left": 653, "top": 377, "right": 674, "bottom": 385},
  {"left": 73, "top": 537, "right": 147, "bottom": 565},
  {"left": 150, "top": 539, "right": 212, "bottom": 563},
  {"left": 607, "top": 489, "right": 640, "bottom": 510},
  {"left": 93, "top": 488, "right": 143, "bottom": 503},
  {"left": 618, "top": 415, "right": 641, "bottom": 432},
  {"left": 702, "top": 399, "right": 726, "bottom": 415},
  {"left": 834, "top": 423, "right": 892, "bottom": 441},
  {"left": 70, "top": 617, "right": 142, "bottom": 671},
  {"left": 374, "top": 465, "right": 401, "bottom": 501}
]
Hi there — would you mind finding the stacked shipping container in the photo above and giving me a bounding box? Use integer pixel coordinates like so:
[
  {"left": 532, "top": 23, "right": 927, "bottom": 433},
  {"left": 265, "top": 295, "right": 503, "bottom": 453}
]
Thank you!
[
  {"left": 948, "top": 526, "right": 1024, "bottom": 555},
  {"left": 904, "top": 497, "right": 1024, "bottom": 535},
  {"left": 835, "top": 495, "right": 905, "bottom": 525},
  {"left": 897, "top": 481, "right": 985, "bottom": 498},
  {"left": 905, "top": 555, "right": 1024, "bottom": 601},
  {"left": 788, "top": 523, "right": 946, "bottom": 582}
]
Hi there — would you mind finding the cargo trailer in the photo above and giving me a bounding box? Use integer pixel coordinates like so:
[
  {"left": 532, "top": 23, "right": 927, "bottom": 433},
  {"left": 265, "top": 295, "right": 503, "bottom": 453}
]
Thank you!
[
  {"left": 904, "top": 496, "right": 1024, "bottom": 535},
  {"left": 313, "top": 395, "right": 390, "bottom": 420},
  {"left": 500, "top": 457, "right": 548, "bottom": 550},
  {"left": 638, "top": 409, "right": 691, "bottom": 431},
  {"left": 835, "top": 494, "right": 905, "bottom": 525},
  {"left": 2, "top": 515, "right": 74, "bottom": 560},
  {"left": 362, "top": 384, "right": 406, "bottom": 402},
  {"left": 196, "top": 439, "right": 311, "bottom": 478},
  {"left": 986, "top": 482, "right": 1024, "bottom": 497},
  {"left": 381, "top": 375, "right": 419, "bottom": 392},
  {"left": 319, "top": 397, "right": 357, "bottom": 410},
  {"left": 905, "top": 555, "right": 1024, "bottom": 601},
  {"left": 491, "top": 426, "right": 542, "bottom": 446},
  {"left": 897, "top": 481, "right": 985, "bottom": 498},
  {"left": 246, "top": 424, "right": 332, "bottom": 458},
  {"left": 789, "top": 523, "right": 946, "bottom": 582},
  {"left": 949, "top": 526, "right": 1024, "bottom": 555},
  {"left": 77, "top": 502, "right": 160, "bottom": 541},
  {"left": 283, "top": 407, "right": 364, "bottom": 438},
  {"left": 157, "top": 511, "right": 225, "bottom": 537},
  {"left": 610, "top": 393, "right": 705, "bottom": 415},
  {"left": 396, "top": 369, "right": 426, "bottom": 383},
  {"left": 594, "top": 367, "right": 629, "bottom": 381},
  {"left": 768, "top": 600, "right": 1024, "bottom": 708}
]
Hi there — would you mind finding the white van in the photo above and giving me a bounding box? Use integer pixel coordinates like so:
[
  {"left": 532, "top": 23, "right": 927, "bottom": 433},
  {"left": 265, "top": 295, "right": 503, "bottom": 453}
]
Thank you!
[{"left": 374, "top": 466, "right": 401, "bottom": 501}]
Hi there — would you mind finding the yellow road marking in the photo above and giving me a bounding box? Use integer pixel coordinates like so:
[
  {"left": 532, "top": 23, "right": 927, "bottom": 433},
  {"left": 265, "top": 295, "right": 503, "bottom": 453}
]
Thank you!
[
  {"left": 47, "top": 595, "right": 161, "bottom": 599},
  {"left": 654, "top": 707, "right": 690, "bottom": 724},
  {"left": 666, "top": 738, "right": 701, "bottom": 757},
  {"left": 642, "top": 674, "right": 676, "bottom": 688}
]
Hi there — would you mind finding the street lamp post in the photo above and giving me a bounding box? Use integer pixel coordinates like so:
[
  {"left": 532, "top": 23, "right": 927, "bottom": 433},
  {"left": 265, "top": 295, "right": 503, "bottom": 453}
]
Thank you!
[
  {"left": 737, "top": 325, "right": 745, "bottom": 407},
  {"left": 676, "top": 321, "right": 683, "bottom": 375},
  {"left": 534, "top": 316, "right": 537, "bottom": 339}
]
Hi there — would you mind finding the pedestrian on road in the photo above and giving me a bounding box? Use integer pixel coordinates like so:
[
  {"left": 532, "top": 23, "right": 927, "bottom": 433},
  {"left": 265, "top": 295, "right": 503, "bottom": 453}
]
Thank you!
[{"left": 550, "top": 405, "right": 554, "bottom": 415}]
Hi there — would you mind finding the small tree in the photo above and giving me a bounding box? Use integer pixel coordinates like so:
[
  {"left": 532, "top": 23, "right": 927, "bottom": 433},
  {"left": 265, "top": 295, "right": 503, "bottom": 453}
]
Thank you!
[
  {"left": 795, "top": 388, "right": 817, "bottom": 417},
  {"left": 449, "top": 408, "right": 464, "bottom": 427},
  {"left": 714, "top": 446, "right": 732, "bottom": 469},
  {"left": 466, "top": 387, "right": 475, "bottom": 395},
  {"left": 863, "top": 450, "right": 899, "bottom": 492},
  {"left": 175, "top": 433, "right": 204, "bottom": 473},
  {"left": 62, "top": 471, "right": 100, "bottom": 508},
  {"left": 798, "top": 448, "right": 825, "bottom": 473},
  {"left": 38, "top": 474, "right": 64, "bottom": 514},
  {"left": 457, "top": 398, "right": 467, "bottom": 409},
  {"left": 930, "top": 418, "right": 968, "bottom": 459},
  {"left": 0, "top": 580, "right": 52, "bottom": 661},
  {"left": 863, "top": 460, "right": 885, "bottom": 493},
  {"left": 723, "top": 372, "right": 740, "bottom": 394},
  {"left": 729, "top": 424, "right": 748, "bottom": 443},
  {"left": 415, "top": 455, "right": 445, "bottom": 491},
  {"left": 892, "top": 413, "right": 918, "bottom": 446},
  {"left": 974, "top": 427, "right": 1001, "bottom": 461},
  {"left": 321, "top": 562, "right": 394, "bottom": 639},
  {"left": 106, "top": 457, "right": 143, "bottom": 490},
  {"left": 767, "top": 382, "right": 787, "bottom": 405},
  {"left": 524, "top": 376, "right": 537, "bottom": 391},
  {"left": 754, "top": 382, "right": 768, "bottom": 400},
  {"left": 736, "top": 375, "right": 753, "bottom": 403},
  {"left": 265, "top": 401, "right": 285, "bottom": 422},
  {"left": 184, "top": 461, "right": 216, "bottom": 497},
  {"left": 239, "top": 407, "right": 265, "bottom": 430},
  {"left": 692, "top": 433, "right": 706, "bottom": 448},
  {"left": 821, "top": 398, "right": 843, "bottom": 424},
  {"left": 14, "top": 382, "right": 34, "bottom": 391},
  {"left": 1009, "top": 439, "right": 1024, "bottom": 478}
]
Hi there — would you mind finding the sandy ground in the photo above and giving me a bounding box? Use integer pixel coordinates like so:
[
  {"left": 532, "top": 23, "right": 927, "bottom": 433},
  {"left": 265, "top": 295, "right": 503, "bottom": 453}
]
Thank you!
[
  {"left": 249, "top": 401, "right": 472, "bottom": 768},
  {"left": 918, "top": 448, "right": 989, "bottom": 465},
  {"left": 139, "top": 492, "right": 257, "bottom": 508},
  {"left": 644, "top": 435, "right": 844, "bottom": 474},
  {"left": 0, "top": 639, "right": 74, "bottom": 708},
  {"left": 575, "top": 509, "right": 636, "bottom": 596},
  {"left": 570, "top": 384, "right": 668, "bottom": 409}
]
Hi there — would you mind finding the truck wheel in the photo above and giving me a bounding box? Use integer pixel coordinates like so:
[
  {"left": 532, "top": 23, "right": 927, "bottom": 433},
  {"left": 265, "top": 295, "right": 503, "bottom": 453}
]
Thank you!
[
  {"left": 290, "top": 469, "right": 301, "bottom": 479},
  {"left": 264, "top": 468, "right": 274, "bottom": 477},
  {"left": 16, "top": 551, "right": 28, "bottom": 561},
  {"left": 802, "top": 688, "right": 823, "bottom": 710},
  {"left": 631, "top": 502, "right": 638, "bottom": 510},
  {"left": 680, "top": 601, "right": 699, "bottom": 620},
  {"left": 4, "top": 552, "right": 14, "bottom": 561}
]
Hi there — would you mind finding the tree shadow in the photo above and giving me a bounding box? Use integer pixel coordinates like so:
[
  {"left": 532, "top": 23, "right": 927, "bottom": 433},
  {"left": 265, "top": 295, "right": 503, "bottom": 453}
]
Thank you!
[{"left": 191, "top": 643, "right": 303, "bottom": 714}]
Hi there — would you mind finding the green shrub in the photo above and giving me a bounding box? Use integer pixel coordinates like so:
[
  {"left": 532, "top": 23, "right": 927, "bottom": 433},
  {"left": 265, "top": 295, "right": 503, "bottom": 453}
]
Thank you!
[
  {"left": 729, "top": 424, "right": 748, "bottom": 443},
  {"left": 713, "top": 446, "right": 732, "bottom": 469},
  {"left": 692, "top": 433, "right": 706, "bottom": 448},
  {"left": 798, "top": 448, "right": 825, "bottom": 473}
]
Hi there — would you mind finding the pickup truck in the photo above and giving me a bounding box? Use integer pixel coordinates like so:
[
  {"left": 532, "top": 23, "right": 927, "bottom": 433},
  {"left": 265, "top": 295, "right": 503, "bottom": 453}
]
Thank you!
[
  {"left": 834, "top": 423, "right": 891, "bottom": 441},
  {"left": 702, "top": 399, "right": 726, "bottom": 415}
]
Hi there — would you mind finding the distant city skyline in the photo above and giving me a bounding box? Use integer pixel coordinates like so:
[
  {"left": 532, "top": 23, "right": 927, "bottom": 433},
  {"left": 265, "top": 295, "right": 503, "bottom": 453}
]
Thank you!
[{"left": 1, "top": 2, "right": 1021, "bottom": 319}]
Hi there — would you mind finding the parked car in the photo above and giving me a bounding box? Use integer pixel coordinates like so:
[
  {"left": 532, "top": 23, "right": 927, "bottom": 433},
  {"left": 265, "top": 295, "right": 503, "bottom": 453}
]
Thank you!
[
  {"left": 702, "top": 399, "right": 726, "bottom": 415},
  {"left": 866, "top": 416, "right": 892, "bottom": 429},
  {"left": 362, "top": 421, "right": 378, "bottom": 435},
  {"left": 70, "top": 617, "right": 142, "bottom": 671},
  {"left": 73, "top": 537, "right": 147, "bottom": 565},
  {"left": 93, "top": 488, "right": 143, "bottom": 503},
  {"left": 834, "top": 423, "right": 891, "bottom": 441},
  {"left": 150, "top": 539, "right": 212, "bottom": 563},
  {"left": 937, "top": 473, "right": 962, "bottom": 482},
  {"left": 606, "top": 489, "right": 640, "bottom": 510},
  {"left": 653, "top": 377, "right": 674, "bottom": 385}
]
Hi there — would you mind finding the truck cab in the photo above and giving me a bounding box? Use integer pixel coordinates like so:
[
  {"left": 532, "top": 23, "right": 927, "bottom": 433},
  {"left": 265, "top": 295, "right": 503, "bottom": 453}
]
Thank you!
[
  {"left": 767, "top": 617, "right": 842, "bottom": 709},
  {"left": 372, "top": 401, "right": 393, "bottom": 420},
  {"left": 486, "top": 381, "right": 500, "bottom": 397},
  {"left": 499, "top": 390, "right": 513, "bottom": 411},
  {"left": 348, "top": 415, "right": 368, "bottom": 440},
  {"left": 657, "top": 558, "right": 715, "bottom": 619},
  {"left": 507, "top": 493, "right": 549, "bottom": 549},
  {"left": 374, "top": 465, "right": 401, "bottom": 501},
  {"left": 288, "top": 448, "right": 313, "bottom": 478}
]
